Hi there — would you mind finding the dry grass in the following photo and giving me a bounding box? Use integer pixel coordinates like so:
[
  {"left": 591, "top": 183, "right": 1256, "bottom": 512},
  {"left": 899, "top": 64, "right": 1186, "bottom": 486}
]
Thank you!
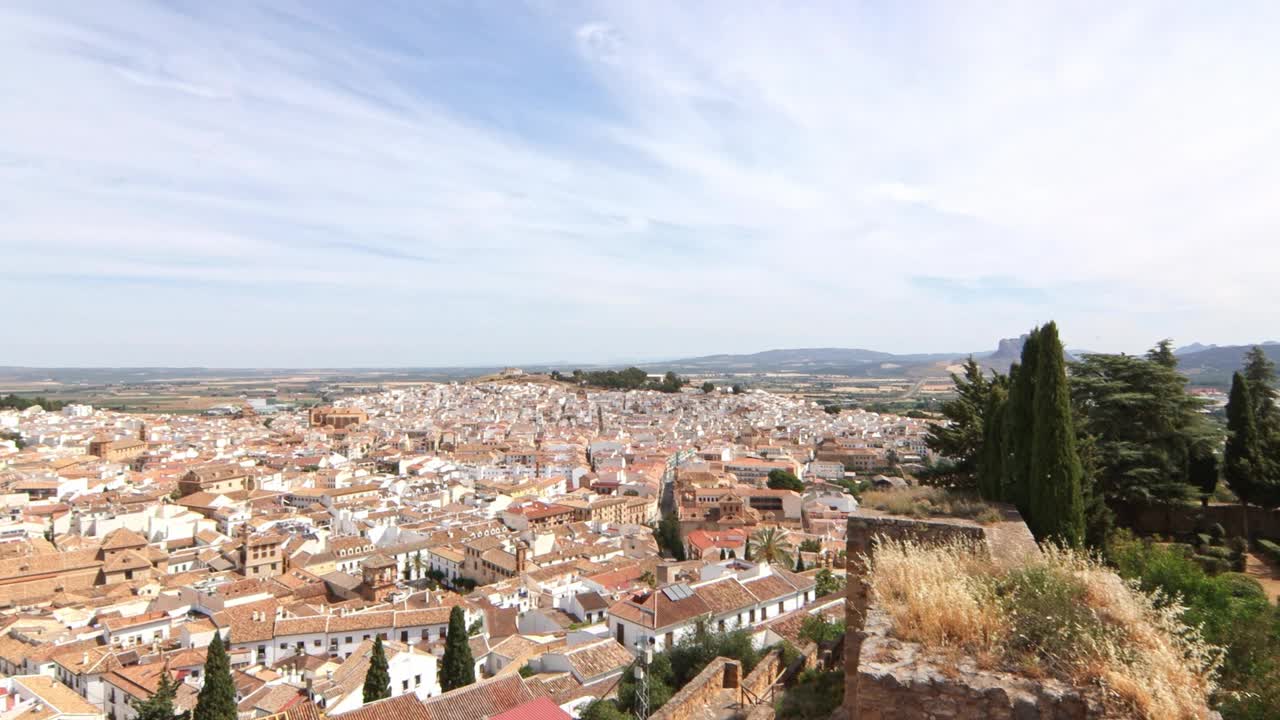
[
  {"left": 868, "top": 538, "right": 1221, "bottom": 720},
  {"left": 860, "top": 486, "right": 1004, "bottom": 524}
]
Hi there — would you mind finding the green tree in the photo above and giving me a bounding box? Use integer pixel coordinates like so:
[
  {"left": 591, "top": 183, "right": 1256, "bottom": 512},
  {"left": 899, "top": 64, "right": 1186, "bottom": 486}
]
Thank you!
[
  {"left": 924, "top": 357, "right": 992, "bottom": 486},
  {"left": 362, "top": 635, "right": 391, "bottom": 703},
  {"left": 748, "top": 527, "right": 792, "bottom": 567},
  {"left": 976, "top": 382, "right": 1008, "bottom": 501},
  {"left": 731, "top": 384, "right": 745, "bottom": 395},
  {"left": 766, "top": 469, "right": 805, "bottom": 492},
  {"left": 1242, "top": 346, "right": 1278, "bottom": 436},
  {"left": 1028, "top": 322, "right": 1084, "bottom": 546},
  {"left": 798, "top": 615, "right": 846, "bottom": 644},
  {"left": 1070, "top": 347, "right": 1217, "bottom": 505},
  {"left": 1147, "top": 338, "right": 1178, "bottom": 368},
  {"left": 193, "top": 633, "right": 236, "bottom": 720},
  {"left": 579, "top": 700, "right": 631, "bottom": 720},
  {"left": 1189, "top": 441, "right": 1220, "bottom": 507},
  {"left": 131, "top": 666, "right": 178, "bottom": 720},
  {"left": 814, "top": 569, "right": 843, "bottom": 598},
  {"left": 1225, "top": 373, "right": 1268, "bottom": 510},
  {"left": 655, "top": 512, "right": 687, "bottom": 561},
  {"left": 701, "top": 381, "right": 715, "bottom": 394},
  {"left": 440, "top": 606, "right": 476, "bottom": 691},
  {"left": 1002, "top": 329, "right": 1041, "bottom": 516},
  {"left": 797, "top": 539, "right": 821, "bottom": 554}
]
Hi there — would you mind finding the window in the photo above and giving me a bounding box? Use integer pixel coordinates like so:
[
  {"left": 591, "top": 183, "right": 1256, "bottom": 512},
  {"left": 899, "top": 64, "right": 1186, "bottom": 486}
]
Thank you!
[
  {"left": 414, "top": 675, "right": 421, "bottom": 686},
  {"left": 402, "top": 680, "right": 409, "bottom": 692},
  {"left": 718, "top": 620, "right": 725, "bottom": 632},
  {"left": 313, "top": 640, "right": 321, "bottom": 647},
  {"left": 749, "top": 609, "right": 756, "bottom": 623},
  {"left": 363, "top": 635, "right": 370, "bottom": 641},
  {"left": 346, "top": 636, "right": 353, "bottom": 644},
  {"left": 400, "top": 631, "right": 408, "bottom": 642},
  {"left": 777, "top": 602, "right": 784, "bottom": 615}
]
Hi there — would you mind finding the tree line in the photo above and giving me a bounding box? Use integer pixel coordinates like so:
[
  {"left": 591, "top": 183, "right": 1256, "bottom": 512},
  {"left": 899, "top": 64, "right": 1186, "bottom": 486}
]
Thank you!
[
  {"left": 0, "top": 394, "right": 65, "bottom": 411},
  {"left": 550, "top": 368, "right": 688, "bottom": 393},
  {"left": 927, "top": 323, "right": 1280, "bottom": 547}
]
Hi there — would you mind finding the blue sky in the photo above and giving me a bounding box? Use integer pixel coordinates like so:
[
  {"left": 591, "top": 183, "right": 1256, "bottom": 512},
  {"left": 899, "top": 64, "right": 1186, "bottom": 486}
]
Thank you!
[{"left": 3, "top": 1, "right": 1279, "bottom": 366}]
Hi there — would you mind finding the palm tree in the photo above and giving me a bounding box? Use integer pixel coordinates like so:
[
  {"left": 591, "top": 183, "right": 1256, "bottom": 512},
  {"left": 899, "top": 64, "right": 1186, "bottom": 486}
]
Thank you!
[
  {"left": 412, "top": 551, "right": 425, "bottom": 581},
  {"left": 748, "top": 527, "right": 792, "bottom": 567}
]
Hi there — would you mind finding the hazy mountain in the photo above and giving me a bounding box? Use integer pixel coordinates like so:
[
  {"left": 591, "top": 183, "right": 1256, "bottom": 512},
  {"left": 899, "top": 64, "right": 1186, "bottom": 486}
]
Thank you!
[
  {"left": 644, "top": 347, "right": 965, "bottom": 376},
  {"left": 1176, "top": 343, "right": 1280, "bottom": 385},
  {"left": 1175, "top": 342, "right": 1218, "bottom": 355}
]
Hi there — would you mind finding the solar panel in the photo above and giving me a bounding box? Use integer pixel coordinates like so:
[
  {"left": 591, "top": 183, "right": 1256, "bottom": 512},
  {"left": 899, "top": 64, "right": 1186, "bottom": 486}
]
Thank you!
[{"left": 662, "top": 583, "right": 693, "bottom": 601}]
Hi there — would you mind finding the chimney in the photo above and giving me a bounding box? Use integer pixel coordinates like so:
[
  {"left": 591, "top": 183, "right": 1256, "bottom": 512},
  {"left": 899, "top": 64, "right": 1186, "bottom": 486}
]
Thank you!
[{"left": 515, "top": 542, "right": 528, "bottom": 573}]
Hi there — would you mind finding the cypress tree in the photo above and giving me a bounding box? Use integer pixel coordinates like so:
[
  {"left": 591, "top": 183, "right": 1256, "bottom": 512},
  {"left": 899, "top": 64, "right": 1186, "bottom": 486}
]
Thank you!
[
  {"left": 977, "top": 383, "right": 1007, "bottom": 501},
  {"left": 132, "top": 667, "right": 177, "bottom": 720},
  {"left": 440, "top": 606, "right": 475, "bottom": 691},
  {"left": 362, "top": 635, "right": 391, "bottom": 703},
  {"left": 1003, "top": 328, "right": 1041, "bottom": 515},
  {"left": 1028, "top": 322, "right": 1085, "bottom": 547},
  {"left": 193, "top": 633, "right": 236, "bottom": 720},
  {"left": 1225, "top": 372, "right": 1263, "bottom": 507}
]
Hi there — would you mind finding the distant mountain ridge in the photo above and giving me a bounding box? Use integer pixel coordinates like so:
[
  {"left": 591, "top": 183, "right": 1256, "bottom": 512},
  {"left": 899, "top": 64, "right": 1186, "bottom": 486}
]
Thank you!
[{"left": 1173, "top": 343, "right": 1280, "bottom": 385}]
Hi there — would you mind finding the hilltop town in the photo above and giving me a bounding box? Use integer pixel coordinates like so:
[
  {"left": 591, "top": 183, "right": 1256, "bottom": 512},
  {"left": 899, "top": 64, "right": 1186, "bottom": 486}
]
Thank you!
[{"left": 0, "top": 377, "right": 923, "bottom": 720}]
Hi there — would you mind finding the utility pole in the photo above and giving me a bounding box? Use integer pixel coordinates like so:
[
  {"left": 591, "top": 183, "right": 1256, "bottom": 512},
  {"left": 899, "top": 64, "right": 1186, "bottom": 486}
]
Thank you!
[{"left": 634, "top": 637, "right": 654, "bottom": 720}]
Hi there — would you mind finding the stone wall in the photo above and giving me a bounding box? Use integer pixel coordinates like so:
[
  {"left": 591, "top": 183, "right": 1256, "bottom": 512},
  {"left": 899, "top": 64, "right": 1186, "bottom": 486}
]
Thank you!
[
  {"left": 1118, "top": 502, "right": 1280, "bottom": 541},
  {"left": 843, "top": 509, "right": 1054, "bottom": 720},
  {"left": 650, "top": 657, "right": 740, "bottom": 720},
  {"left": 855, "top": 608, "right": 1101, "bottom": 720}
]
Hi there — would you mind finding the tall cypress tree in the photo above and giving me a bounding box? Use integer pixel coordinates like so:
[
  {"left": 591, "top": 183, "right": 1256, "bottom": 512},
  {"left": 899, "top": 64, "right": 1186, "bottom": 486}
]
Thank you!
[
  {"left": 440, "top": 606, "right": 475, "bottom": 692},
  {"left": 1225, "top": 372, "right": 1263, "bottom": 507},
  {"left": 1243, "top": 346, "right": 1278, "bottom": 433},
  {"left": 194, "top": 633, "right": 236, "bottom": 720},
  {"left": 977, "top": 383, "right": 1008, "bottom": 501},
  {"left": 1002, "top": 328, "right": 1041, "bottom": 516},
  {"left": 362, "top": 635, "right": 391, "bottom": 703},
  {"left": 1028, "top": 322, "right": 1085, "bottom": 547},
  {"left": 132, "top": 667, "right": 178, "bottom": 720}
]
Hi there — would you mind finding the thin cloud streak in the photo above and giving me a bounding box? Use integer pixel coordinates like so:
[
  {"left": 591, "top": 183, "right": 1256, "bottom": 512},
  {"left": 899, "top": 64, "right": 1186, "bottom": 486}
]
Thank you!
[{"left": 1, "top": 1, "right": 1278, "bottom": 365}]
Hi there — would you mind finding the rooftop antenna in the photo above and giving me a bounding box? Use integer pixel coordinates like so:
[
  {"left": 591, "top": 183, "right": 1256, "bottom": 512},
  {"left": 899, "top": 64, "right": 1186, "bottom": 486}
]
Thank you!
[{"left": 634, "top": 636, "right": 654, "bottom": 720}]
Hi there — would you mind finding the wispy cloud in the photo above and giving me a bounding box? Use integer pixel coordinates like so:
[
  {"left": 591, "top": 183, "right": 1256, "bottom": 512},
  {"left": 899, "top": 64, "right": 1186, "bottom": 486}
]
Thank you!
[{"left": 2, "top": 1, "right": 1279, "bottom": 365}]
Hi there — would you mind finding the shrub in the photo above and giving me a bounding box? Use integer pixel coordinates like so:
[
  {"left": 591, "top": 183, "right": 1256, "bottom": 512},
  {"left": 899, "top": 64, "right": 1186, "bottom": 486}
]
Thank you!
[
  {"left": 869, "top": 537, "right": 1220, "bottom": 720},
  {"left": 860, "top": 487, "right": 1002, "bottom": 523},
  {"left": 1199, "top": 545, "right": 1235, "bottom": 561},
  {"left": 775, "top": 669, "right": 844, "bottom": 720},
  {"left": 798, "top": 615, "right": 846, "bottom": 645},
  {"left": 1216, "top": 573, "right": 1267, "bottom": 603},
  {"left": 1193, "top": 555, "right": 1231, "bottom": 575},
  {"left": 1109, "top": 533, "right": 1279, "bottom": 720},
  {"left": 1257, "top": 539, "right": 1280, "bottom": 565}
]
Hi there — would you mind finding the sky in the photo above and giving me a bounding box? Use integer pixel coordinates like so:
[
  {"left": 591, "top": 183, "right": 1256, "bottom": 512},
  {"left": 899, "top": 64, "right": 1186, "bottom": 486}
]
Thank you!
[{"left": 3, "top": 1, "right": 1280, "bottom": 367}]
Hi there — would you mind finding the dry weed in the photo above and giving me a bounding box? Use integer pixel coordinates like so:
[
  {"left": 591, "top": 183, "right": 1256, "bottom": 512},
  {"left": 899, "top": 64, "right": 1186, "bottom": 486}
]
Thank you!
[{"left": 866, "top": 538, "right": 1221, "bottom": 720}]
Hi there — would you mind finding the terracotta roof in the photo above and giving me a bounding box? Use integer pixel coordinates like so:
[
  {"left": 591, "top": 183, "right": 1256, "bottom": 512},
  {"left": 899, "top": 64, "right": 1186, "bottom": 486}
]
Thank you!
[
  {"left": 101, "top": 527, "right": 149, "bottom": 550},
  {"left": 489, "top": 697, "right": 572, "bottom": 720},
  {"left": 418, "top": 674, "right": 536, "bottom": 720},
  {"left": 560, "top": 639, "right": 632, "bottom": 682},
  {"left": 607, "top": 585, "right": 711, "bottom": 631}
]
